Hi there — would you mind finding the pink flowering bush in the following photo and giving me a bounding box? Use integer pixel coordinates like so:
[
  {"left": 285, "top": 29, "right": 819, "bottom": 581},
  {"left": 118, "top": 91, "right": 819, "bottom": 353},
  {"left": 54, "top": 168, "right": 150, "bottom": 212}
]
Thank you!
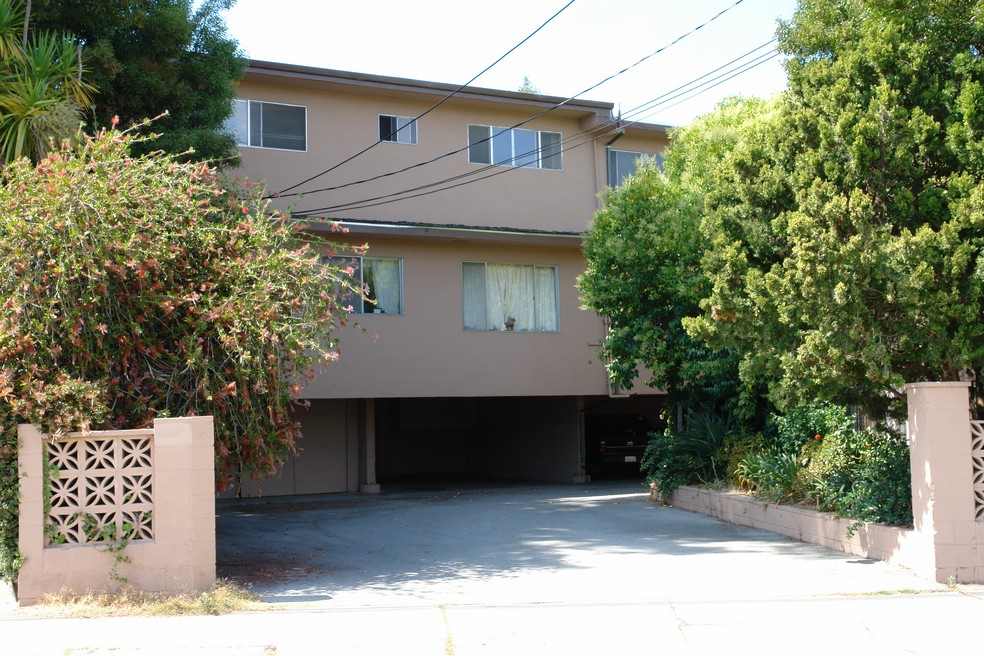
[{"left": 0, "top": 126, "right": 360, "bottom": 579}]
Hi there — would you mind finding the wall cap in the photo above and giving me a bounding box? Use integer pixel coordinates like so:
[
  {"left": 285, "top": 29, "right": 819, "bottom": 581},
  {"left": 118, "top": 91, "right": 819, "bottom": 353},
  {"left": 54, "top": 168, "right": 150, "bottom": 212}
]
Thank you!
[{"left": 904, "top": 381, "right": 971, "bottom": 391}]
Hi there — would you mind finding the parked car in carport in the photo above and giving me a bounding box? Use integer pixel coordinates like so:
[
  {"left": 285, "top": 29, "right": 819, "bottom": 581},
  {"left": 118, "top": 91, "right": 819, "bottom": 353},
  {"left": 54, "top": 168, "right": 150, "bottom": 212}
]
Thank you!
[{"left": 585, "top": 414, "right": 653, "bottom": 477}]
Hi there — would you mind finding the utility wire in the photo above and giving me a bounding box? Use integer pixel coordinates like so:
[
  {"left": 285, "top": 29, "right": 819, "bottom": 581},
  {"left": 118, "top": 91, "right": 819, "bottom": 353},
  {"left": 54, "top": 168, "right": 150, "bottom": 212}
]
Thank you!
[
  {"left": 276, "top": 0, "right": 748, "bottom": 201},
  {"left": 290, "top": 40, "right": 778, "bottom": 215},
  {"left": 617, "top": 40, "right": 776, "bottom": 122},
  {"left": 633, "top": 50, "right": 782, "bottom": 121},
  {"left": 293, "top": 46, "right": 780, "bottom": 216},
  {"left": 271, "top": 0, "right": 578, "bottom": 198}
]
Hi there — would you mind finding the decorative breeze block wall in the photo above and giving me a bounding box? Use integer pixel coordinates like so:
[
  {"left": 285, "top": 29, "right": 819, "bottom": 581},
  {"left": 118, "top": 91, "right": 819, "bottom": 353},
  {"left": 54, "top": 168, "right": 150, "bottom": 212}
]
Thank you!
[
  {"left": 47, "top": 431, "right": 156, "bottom": 545},
  {"left": 17, "top": 417, "right": 215, "bottom": 605}
]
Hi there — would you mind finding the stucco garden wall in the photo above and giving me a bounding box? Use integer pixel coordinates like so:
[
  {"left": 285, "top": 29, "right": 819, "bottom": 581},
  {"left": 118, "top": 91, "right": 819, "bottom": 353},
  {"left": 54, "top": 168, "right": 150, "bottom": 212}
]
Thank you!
[
  {"left": 668, "top": 382, "right": 984, "bottom": 584},
  {"left": 16, "top": 417, "right": 215, "bottom": 605}
]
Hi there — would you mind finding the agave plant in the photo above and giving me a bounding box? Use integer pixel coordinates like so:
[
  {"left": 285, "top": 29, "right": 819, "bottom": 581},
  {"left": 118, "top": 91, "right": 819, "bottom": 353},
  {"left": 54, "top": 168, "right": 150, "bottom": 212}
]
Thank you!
[{"left": 0, "top": 0, "right": 95, "bottom": 163}]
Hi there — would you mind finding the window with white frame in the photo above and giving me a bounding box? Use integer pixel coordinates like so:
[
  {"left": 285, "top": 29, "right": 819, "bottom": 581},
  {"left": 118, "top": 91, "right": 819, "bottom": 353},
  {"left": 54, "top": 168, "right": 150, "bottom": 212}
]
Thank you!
[
  {"left": 379, "top": 114, "right": 418, "bottom": 144},
  {"left": 462, "top": 262, "right": 558, "bottom": 332},
  {"left": 327, "top": 256, "right": 403, "bottom": 315},
  {"left": 467, "top": 125, "right": 562, "bottom": 170},
  {"left": 227, "top": 99, "right": 306, "bottom": 151},
  {"left": 608, "top": 149, "right": 663, "bottom": 187}
]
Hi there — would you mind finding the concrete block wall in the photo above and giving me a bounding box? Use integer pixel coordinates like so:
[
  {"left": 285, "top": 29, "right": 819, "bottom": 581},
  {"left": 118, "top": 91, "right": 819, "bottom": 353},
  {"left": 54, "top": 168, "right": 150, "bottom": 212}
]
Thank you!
[{"left": 16, "top": 417, "right": 215, "bottom": 605}]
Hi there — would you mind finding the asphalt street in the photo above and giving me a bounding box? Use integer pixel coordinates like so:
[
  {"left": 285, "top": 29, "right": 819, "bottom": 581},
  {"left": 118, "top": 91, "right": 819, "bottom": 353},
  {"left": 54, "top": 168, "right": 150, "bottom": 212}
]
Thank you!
[{"left": 3, "top": 480, "right": 983, "bottom": 655}]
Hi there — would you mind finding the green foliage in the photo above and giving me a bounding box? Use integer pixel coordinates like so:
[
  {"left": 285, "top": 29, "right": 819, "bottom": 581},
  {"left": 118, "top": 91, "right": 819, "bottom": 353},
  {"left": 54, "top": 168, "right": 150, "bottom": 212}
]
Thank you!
[
  {"left": 799, "top": 427, "right": 912, "bottom": 527},
  {"left": 0, "top": 404, "right": 21, "bottom": 582},
  {"left": 689, "top": 0, "right": 984, "bottom": 419},
  {"left": 642, "top": 409, "right": 732, "bottom": 498},
  {"left": 736, "top": 450, "right": 802, "bottom": 503},
  {"left": 0, "top": 0, "right": 96, "bottom": 163},
  {"left": 718, "top": 429, "right": 764, "bottom": 483},
  {"left": 768, "top": 402, "right": 853, "bottom": 457},
  {"left": 0, "top": 126, "right": 360, "bottom": 581},
  {"left": 31, "top": 0, "right": 246, "bottom": 162}
]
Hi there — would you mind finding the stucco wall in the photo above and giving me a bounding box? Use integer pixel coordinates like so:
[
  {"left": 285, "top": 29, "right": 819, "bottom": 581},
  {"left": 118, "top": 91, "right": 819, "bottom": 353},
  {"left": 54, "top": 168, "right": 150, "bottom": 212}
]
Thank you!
[
  {"left": 230, "top": 75, "right": 670, "bottom": 232},
  {"left": 17, "top": 418, "right": 215, "bottom": 605},
  {"left": 305, "top": 235, "right": 640, "bottom": 400}
]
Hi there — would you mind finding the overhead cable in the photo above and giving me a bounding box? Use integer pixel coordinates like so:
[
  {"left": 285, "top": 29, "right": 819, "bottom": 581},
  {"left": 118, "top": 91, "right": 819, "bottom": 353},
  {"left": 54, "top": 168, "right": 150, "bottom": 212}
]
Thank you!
[
  {"left": 276, "top": 0, "right": 748, "bottom": 201},
  {"left": 271, "top": 0, "right": 578, "bottom": 198},
  {"left": 290, "top": 41, "right": 778, "bottom": 214}
]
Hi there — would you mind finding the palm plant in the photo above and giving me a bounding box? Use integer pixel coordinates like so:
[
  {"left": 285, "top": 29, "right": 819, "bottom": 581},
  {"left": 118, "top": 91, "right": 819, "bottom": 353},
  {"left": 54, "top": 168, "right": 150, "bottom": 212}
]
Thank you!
[{"left": 0, "top": 0, "right": 94, "bottom": 164}]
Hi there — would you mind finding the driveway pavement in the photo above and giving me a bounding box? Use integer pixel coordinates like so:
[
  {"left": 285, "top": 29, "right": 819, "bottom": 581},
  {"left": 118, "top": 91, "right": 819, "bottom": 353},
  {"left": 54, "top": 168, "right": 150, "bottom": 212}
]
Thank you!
[{"left": 3, "top": 480, "right": 984, "bottom": 654}]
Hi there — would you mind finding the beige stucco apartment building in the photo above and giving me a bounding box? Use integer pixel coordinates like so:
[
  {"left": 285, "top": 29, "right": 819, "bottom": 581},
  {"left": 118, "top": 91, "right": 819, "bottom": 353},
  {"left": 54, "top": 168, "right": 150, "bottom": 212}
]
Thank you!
[{"left": 227, "top": 60, "right": 669, "bottom": 496}]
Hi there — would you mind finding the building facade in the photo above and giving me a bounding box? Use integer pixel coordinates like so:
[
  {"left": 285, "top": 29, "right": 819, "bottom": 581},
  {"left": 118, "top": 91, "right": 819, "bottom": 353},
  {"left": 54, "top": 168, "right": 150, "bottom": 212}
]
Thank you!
[{"left": 227, "top": 60, "right": 669, "bottom": 496}]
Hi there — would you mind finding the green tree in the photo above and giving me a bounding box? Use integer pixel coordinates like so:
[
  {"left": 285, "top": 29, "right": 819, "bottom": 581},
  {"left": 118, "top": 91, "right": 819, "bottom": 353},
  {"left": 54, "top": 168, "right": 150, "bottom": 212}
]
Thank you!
[
  {"left": 687, "top": 0, "right": 984, "bottom": 418},
  {"left": 518, "top": 75, "right": 541, "bottom": 94},
  {"left": 0, "top": 125, "right": 360, "bottom": 580},
  {"left": 579, "top": 97, "right": 774, "bottom": 421},
  {"left": 0, "top": 0, "right": 95, "bottom": 163},
  {"left": 30, "top": 0, "right": 245, "bottom": 162}
]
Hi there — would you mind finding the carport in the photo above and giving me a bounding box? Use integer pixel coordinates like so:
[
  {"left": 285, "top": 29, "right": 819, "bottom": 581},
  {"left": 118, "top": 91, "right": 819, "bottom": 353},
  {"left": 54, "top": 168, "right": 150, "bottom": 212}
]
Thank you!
[{"left": 230, "top": 394, "right": 664, "bottom": 498}]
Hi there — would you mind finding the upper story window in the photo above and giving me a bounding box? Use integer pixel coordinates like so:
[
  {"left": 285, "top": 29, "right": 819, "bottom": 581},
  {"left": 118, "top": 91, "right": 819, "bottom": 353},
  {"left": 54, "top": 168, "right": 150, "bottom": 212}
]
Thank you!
[
  {"left": 327, "top": 256, "right": 404, "bottom": 315},
  {"left": 608, "top": 149, "right": 663, "bottom": 187},
  {"left": 467, "top": 125, "right": 562, "bottom": 170},
  {"left": 462, "top": 262, "right": 558, "bottom": 332},
  {"left": 379, "top": 114, "right": 418, "bottom": 144},
  {"left": 228, "top": 99, "right": 306, "bottom": 151}
]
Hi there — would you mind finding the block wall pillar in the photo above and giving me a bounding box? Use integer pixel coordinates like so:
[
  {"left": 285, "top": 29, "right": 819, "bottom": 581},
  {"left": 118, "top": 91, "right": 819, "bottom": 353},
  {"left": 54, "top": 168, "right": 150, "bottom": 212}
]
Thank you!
[{"left": 905, "top": 381, "right": 978, "bottom": 583}]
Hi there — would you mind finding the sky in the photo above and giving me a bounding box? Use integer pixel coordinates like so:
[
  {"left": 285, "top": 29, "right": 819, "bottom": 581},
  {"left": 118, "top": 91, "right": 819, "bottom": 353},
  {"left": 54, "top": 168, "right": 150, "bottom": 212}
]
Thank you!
[{"left": 223, "top": 0, "right": 799, "bottom": 127}]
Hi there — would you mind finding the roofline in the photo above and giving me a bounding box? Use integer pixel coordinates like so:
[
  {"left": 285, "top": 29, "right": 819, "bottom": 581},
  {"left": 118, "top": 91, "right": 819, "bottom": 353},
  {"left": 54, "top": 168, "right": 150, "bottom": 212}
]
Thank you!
[
  {"left": 244, "top": 59, "right": 658, "bottom": 126},
  {"left": 300, "top": 218, "right": 585, "bottom": 246}
]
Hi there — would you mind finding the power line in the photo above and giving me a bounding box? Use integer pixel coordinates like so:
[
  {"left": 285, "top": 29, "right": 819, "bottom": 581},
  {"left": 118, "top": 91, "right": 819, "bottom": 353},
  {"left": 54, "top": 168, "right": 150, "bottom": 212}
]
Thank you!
[
  {"left": 276, "top": 0, "right": 750, "bottom": 202},
  {"left": 271, "top": 0, "right": 578, "bottom": 198},
  {"left": 619, "top": 40, "right": 777, "bottom": 122},
  {"left": 633, "top": 50, "right": 782, "bottom": 122},
  {"left": 292, "top": 47, "right": 780, "bottom": 216},
  {"left": 290, "top": 41, "right": 779, "bottom": 215}
]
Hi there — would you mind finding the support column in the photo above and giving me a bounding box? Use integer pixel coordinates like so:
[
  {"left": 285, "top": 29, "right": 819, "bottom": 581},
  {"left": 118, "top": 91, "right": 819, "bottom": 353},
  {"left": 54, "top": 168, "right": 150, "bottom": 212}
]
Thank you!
[
  {"left": 905, "top": 381, "right": 977, "bottom": 583},
  {"left": 360, "top": 398, "right": 380, "bottom": 494},
  {"left": 573, "top": 396, "right": 590, "bottom": 484}
]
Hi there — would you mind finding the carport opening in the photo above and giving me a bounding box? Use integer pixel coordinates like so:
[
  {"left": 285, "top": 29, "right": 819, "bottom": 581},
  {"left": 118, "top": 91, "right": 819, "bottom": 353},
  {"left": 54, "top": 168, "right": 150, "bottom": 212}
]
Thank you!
[{"left": 373, "top": 396, "right": 665, "bottom": 488}]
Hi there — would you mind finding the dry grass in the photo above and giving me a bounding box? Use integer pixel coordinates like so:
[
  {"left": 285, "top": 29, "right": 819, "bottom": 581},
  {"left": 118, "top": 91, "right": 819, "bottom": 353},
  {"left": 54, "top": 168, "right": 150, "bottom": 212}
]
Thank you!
[{"left": 14, "top": 579, "right": 265, "bottom": 618}]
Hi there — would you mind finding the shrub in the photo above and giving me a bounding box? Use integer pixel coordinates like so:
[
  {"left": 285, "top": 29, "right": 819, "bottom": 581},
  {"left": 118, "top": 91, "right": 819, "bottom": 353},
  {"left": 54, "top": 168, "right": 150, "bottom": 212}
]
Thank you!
[
  {"left": 643, "top": 409, "right": 732, "bottom": 498},
  {"left": 736, "top": 450, "right": 802, "bottom": 502},
  {"left": 0, "top": 125, "right": 360, "bottom": 582},
  {"left": 801, "top": 427, "right": 912, "bottom": 527},
  {"left": 718, "top": 430, "right": 764, "bottom": 485},
  {"left": 767, "top": 402, "right": 853, "bottom": 457}
]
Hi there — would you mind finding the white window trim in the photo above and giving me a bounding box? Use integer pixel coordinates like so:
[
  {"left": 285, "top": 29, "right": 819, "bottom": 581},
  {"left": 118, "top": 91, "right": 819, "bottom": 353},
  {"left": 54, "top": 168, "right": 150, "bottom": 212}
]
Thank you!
[
  {"left": 467, "top": 125, "right": 563, "bottom": 171},
  {"left": 232, "top": 98, "right": 308, "bottom": 152},
  {"left": 379, "top": 114, "right": 418, "bottom": 145}
]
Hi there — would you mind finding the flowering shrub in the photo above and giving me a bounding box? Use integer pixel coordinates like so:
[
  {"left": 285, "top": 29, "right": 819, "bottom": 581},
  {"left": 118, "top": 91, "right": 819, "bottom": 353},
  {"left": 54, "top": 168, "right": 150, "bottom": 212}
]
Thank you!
[{"left": 0, "top": 125, "right": 360, "bottom": 581}]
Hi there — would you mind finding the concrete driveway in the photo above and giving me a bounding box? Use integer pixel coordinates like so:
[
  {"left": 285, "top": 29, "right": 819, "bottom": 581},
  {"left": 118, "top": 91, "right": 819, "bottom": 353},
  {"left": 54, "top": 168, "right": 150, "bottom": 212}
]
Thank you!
[
  {"left": 210, "top": 480, "right": 984, "bottom": 654},
  {"left": 5, "top": 481, "right": 984, "bottom": 655},
  {"left": 216, "top": 480, "right": 940, "bottom": 606}
]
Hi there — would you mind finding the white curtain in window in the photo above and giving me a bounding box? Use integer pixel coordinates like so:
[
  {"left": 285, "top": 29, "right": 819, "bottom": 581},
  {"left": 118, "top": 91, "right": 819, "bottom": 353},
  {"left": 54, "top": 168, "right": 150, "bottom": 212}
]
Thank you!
[
  {"left": 462, "top": 262, "right": 488, "bottom": 329},
  {"left": 534, "top": 266, "right": 558, "bottom": 331},
  {"left": 364, "top": 259, "right": 401, "bottom": 314},
  {"left": 487, "top": 264, "right": 534, "bottom": 330}
]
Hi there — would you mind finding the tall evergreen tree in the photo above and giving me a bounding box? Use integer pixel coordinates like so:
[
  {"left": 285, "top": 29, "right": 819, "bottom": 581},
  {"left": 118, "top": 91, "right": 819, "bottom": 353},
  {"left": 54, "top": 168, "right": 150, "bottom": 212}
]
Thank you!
[
  {"left": 688, "top": 0, "right": 984, "bottom": 418},
  {"left": 31, "top": 0, "right": 245, "bottom": 162}
]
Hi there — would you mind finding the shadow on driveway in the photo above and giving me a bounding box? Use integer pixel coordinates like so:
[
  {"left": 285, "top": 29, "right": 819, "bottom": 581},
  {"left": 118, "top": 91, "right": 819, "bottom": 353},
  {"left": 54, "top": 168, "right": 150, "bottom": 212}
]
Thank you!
[{"left": 216, "top": 480, "right": 939, "bottom": 607}]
